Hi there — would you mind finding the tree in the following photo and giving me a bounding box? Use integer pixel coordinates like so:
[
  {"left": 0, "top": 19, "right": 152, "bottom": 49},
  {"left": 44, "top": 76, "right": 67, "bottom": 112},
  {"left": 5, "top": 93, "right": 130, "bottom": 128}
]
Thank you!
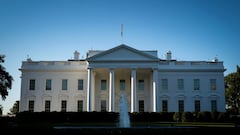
[
  {"left": 9, "top": 100, "right": 19, "bottom": 114},
  {"left": 225, "top": 65, "right": 240, "bottom": 114},
  {"left": 0, "top": 55, "right": 13, "bottom": 100},
  {"left": 0, "top": 104, "right": 2, "bottom": 115}
]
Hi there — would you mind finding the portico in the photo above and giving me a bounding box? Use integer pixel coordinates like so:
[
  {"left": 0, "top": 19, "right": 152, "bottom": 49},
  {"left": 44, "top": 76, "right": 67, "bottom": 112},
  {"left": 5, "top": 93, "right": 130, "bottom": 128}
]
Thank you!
[
  {"left": 86, "top": 44, "right": 159, "bottom": 112},
  {"left": 86, "top": 68, "right": 158, "bottom": 112}
]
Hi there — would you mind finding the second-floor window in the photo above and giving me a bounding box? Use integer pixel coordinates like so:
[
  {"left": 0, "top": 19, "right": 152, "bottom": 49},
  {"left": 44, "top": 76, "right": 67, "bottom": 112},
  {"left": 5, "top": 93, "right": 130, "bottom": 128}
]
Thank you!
[
  {"left": 162, "top": 79, "right": 168, "bottom": 90},
  {"left": 210, "top": 79, "right": 216, "bottom": 90},
  {"left": 62, "top": 79, "right": 68, "bottom": 90},
  {"left": 138, "top": 80, "right": 144, "bottom": 91},
  {"left": 101, "top": 80, "right": 107, "bottom": 90},
  {"left": 177, "top": 79, "right": 184, "bottom": 90},
  {"left": 46, "top": 79, "right": 52, "bottom": 90},
  {"left": 120, "top": 80, "right": 125, "bottom": 90},
  {"left": 29, "top": 79, "right": 35, "bottom": 90},
  {"left": 78, "top": 79, "right": 84, "bottom": 90},
  {"left": 194, "top": 79, "right": 200, "bottom": 90}
]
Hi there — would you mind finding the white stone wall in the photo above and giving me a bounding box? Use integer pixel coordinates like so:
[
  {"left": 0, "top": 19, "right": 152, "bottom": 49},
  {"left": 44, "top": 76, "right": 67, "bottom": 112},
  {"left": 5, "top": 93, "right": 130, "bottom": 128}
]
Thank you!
[
  {"left": 19, "top": 52, "right": 226, "bottom": 112},
  {"left": 19, "top": 61, "right": 88, "bottom": 112},
  {"left": 158, "top": 71, "right": 225, "bottom": 112}
]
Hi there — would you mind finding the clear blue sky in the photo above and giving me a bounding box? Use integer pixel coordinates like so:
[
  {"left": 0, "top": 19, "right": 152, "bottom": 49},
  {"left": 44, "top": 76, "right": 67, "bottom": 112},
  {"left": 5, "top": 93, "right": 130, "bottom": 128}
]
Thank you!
[{"left": 0, "top": 0, "right": 239, "bottom": 115}]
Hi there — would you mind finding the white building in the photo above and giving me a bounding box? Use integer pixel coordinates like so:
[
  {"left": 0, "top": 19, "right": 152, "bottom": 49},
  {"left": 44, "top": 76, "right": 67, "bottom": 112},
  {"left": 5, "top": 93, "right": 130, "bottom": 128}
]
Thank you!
[{"left": 19, "top": 44, "right": 226, "bottom": 113}]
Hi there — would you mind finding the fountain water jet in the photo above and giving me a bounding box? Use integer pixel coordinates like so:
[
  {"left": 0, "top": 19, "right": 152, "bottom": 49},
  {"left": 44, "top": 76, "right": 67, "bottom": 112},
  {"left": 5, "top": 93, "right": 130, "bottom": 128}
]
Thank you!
[{"left": 118, "top": 93, "right": 130, "bottom": 128}]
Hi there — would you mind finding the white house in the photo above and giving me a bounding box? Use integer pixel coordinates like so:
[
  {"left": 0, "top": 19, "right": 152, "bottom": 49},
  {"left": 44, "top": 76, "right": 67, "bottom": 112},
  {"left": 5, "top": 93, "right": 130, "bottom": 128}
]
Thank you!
[{"left": 19, "top": 44, "right": 226, "bottom": 113}]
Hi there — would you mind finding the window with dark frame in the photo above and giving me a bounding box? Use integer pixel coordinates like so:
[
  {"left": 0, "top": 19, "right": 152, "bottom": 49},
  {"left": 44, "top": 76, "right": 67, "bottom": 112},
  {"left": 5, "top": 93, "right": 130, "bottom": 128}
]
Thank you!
[
  {"left": 78, "top": 79, "right": 84, "bottom": 90},
  {"left": 46, "top": 79, "right": 52, "bottom": 90},
  {"left": 45, "top": 100, "right": 51, "bottom": 112},
  {"left": 29, "top": 79, "right": 35, "bottom": 90}
]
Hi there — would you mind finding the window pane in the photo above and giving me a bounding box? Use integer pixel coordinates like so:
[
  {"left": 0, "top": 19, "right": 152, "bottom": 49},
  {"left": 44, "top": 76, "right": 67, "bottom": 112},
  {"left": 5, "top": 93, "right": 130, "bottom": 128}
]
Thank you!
[
  {"left": 162, "top": 79, "right": 168, "bottom": 90},
  {"left": 178, "top": 79, "right": 184, "bottom": 90},
  {"left": 46, "top": 79, "right": 51, "bottom": 90},
  {"left": 29, "top": 79, "right": 35, "bottom": 90},
  {"left": 45, "top": 100, "right": 51, "bottom": 112},
  {"left": 178, "top": 100, "right": 184, "bottom": 112},
  {"left": 162, "top": 100, "right": 168, "bottom": 112},
  {"left": 194, "top": 79, "right": 200, "bottom": 90},
  {"left": 194, "top": 100, "right": 200, "bottom": 112},
  {"left": 61, "top": 100, "right": 67, "bottom": 112},
  {"left": 101, "top": 80, "right": 107, "bottom": 90},
  {"left": 28, "top": 100, "right": 34, "bottom": 112},
  {"left": 77, "top": 100, "right": 83, "bottom": 112},
  {"left": 78, "top": 79, "right": 84, "bottom": 90},
  {"left": 210, "top": 79, "right": 216, "bottom": 90},
  {"left": 62, "top": 79, "right": 68, "bottom": 90},
  {"left": 211, "top": 100, "right": 217, "bottom": 112},
  {"left": 139, "top": 100, "right": 144, "bottom": 112},
  {"left": 120, "top": 80, "right": 125, "bottom": 90},
  {"left": 138, "top": 80, "right": 144, "bottom": 91},
  {"left": 101, "top": 100, "right": 106, "bottom": 112}
]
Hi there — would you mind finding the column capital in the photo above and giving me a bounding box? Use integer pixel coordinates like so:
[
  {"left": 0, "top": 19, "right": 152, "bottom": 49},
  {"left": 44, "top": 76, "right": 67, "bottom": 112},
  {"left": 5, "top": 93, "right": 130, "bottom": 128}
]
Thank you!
[
  {"left": 109, "top": 67, "right": 115, "bottom": 70},
  {"left": 88, "top": 67, "right": 93, "bottom": 70}
]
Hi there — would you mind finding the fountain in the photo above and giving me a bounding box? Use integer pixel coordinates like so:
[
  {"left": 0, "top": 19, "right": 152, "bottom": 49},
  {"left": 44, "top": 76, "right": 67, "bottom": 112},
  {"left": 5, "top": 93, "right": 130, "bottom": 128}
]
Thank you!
[{"left": 118, "top": 93, "right": 130, "bottom": 128}]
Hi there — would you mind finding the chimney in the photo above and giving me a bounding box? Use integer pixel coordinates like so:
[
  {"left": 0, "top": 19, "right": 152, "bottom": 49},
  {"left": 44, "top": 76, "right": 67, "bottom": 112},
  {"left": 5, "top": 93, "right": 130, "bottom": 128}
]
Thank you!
[
  {"left": 166, "top": 50, "right": 172, "bottom": 60},
  {"left": 74, "top": 51, "right": 80, "bottom": 60}
]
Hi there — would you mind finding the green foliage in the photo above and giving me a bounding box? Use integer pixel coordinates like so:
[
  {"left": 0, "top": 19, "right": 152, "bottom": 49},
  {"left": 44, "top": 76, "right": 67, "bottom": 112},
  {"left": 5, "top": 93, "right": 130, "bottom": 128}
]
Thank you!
[
  {"left": 196, "top": 111, "right": 212, "bottom": 122},
  {"left": 0, "top": 55, "right": 13, "bottom": 100},
  {"left": 0, "top": 104, "right": 2, "bottom": 115},
  {"left": 181, "top": 112, "right": 193, "bottom": 122},
  {"left": 173, "top": 112, "right": 181, "bottom": 122},
  {"left": 9, "top": 101, "right": 19, "bottom": 114},
  {"left": 225, "top": 65, "right": 240, "bottom": 114}
]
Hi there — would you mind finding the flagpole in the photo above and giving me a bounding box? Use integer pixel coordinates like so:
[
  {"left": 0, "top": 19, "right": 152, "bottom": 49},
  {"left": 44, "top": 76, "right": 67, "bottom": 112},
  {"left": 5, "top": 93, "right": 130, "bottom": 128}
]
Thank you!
[{"left": 121, "top": 24, "right": 123, "bottom": 44}]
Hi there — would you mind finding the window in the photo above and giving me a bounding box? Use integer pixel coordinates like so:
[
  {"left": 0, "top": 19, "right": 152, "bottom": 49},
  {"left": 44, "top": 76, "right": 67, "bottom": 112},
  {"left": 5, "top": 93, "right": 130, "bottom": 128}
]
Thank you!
[
  {"left": 29, "top": 79, "right": 35, "bottom": 90},
  {"left": 162, "top": 79, "right": 168, "bottom": 90},
  {"left": 62, "top": 79, "right": 68, "bottom": 90},
  {"left": 78, "top": 79, "right": 84, "bottom": 90},
  {"left": 210, "top": 79, "right": 216, "bottom": 90},
  {"left": 45, "top": 79, "right": 52, "bottom": 90},
  {"left": 194, "top": 79, "right": 200, "bottom": 90},
  {"left": 211, "top": 100, "right": 217, "bottom": 112},
  {"left": 77, "top": 100, "right": 83, "bottom": 112},
  {"left": 194, "top": 100, "right": 200, "bottom": 112},
  {"left": 138, "top": 80, "right": 144, "bottom": 91},
  {"left": 178, "top": 100, "right": 184, "bottom": 112},
  {"left": 139, "top": 100, "right": 144, "bottom": 112},
  {"left": 101, "top": 80, "right": 107, "bottom": 90},
  {"left": 177, "top": 79, "right": 184, "bottom": 90},
  {"left": 101, "top": 100, "right": 106, "bottom": 112},
  {"left": 45, "top": 100, "right": 51, "bottom": 112},
  {"left": 120, "top": 80, "right": 125, "bottom": 90},
  {"left": 162, "top": 100, "right": 168, "bottom": 112},
  {"left": 61, "top": 100, "right": 67, "bottom": 112},
  {"left": 28, "top": 100, "right": 34, "bottom": 112}
]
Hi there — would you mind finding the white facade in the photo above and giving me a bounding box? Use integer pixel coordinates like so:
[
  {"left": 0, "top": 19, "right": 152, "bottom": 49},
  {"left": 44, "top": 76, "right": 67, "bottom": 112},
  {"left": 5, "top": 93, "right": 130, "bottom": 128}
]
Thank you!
[{"left": 19, "top": 44, "right": 226, "bottom": 113}]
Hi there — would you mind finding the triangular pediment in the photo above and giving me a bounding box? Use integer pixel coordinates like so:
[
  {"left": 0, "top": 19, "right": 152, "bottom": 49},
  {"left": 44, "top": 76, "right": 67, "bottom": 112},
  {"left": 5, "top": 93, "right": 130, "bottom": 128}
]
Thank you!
[{"left": 86, "top": 44, "right": 159, "bottom": 61}]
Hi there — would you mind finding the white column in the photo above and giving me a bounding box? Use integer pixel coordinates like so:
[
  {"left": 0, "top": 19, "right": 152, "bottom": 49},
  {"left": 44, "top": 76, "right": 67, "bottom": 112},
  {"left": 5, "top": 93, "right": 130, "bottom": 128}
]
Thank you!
[
  {"left": 131, "top": 69, "right": 136, "bottom": 112},
  {"left": 87, "top": 68, "right": 92, "bottom": 112},
  {"left": 109, "top": 68, "right": 115, "bottom": 112},
  {"left": 152, "top": 68, "right": 158, "bottom": 112}
]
